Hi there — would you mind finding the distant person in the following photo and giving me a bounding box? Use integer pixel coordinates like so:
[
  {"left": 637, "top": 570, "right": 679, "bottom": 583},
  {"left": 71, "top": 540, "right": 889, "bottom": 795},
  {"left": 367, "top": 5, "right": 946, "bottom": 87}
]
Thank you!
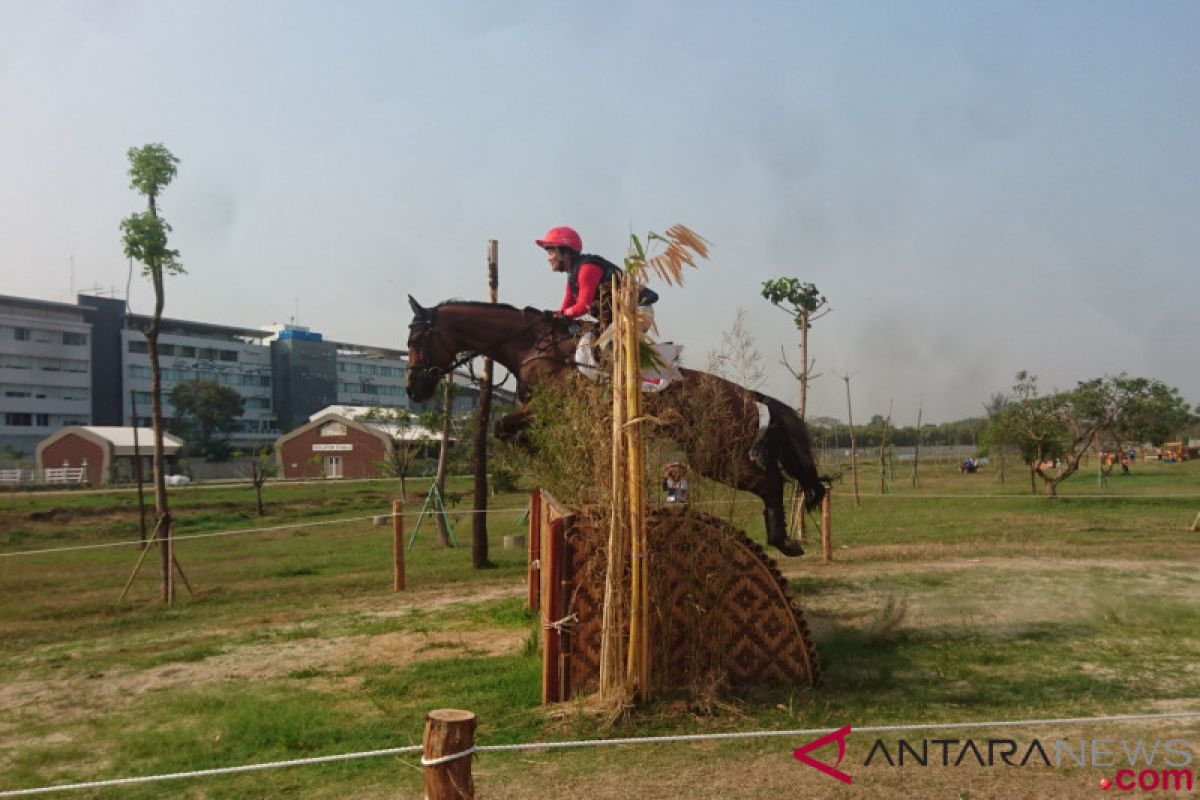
[
  {"left": 662, "top": 462, "right": 689, "bottom": 504},
  {"left": 960, "top": 457, "right": 977, "bottom": 475}
]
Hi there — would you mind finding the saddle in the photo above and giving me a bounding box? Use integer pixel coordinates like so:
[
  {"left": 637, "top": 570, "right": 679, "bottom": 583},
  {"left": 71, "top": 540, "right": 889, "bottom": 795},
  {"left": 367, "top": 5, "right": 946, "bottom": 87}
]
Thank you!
[{"left": 568, "top": 317, "right": 683, "bottom": 392}]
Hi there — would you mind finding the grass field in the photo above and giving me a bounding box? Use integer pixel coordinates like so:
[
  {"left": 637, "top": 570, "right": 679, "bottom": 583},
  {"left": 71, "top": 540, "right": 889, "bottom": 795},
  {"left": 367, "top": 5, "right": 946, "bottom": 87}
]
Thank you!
[{"left": 2, "top": 460, "right": 1199, "bottom": 798}]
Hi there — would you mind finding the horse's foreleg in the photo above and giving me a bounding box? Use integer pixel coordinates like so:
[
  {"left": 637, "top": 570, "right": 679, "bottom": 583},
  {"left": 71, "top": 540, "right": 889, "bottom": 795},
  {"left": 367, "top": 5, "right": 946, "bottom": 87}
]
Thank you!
[{"left": 494, "top": 407, "right": 535, "bottom": 444}]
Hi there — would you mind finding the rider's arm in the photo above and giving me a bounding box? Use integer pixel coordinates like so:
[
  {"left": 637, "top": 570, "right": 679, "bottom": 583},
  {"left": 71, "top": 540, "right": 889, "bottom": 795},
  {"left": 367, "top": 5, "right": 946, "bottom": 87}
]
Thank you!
[
  {"left": 558, "top": 283, "right": 573, "bottom": 315},
  {"left": 561, "top": 262, "right": 603, "bottom": 318}
]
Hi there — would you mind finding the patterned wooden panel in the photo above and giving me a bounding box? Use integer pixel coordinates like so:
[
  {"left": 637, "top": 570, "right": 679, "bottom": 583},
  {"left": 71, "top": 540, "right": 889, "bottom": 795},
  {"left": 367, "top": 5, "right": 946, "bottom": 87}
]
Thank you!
[{"left": 561, "top": 507, "right": 820, "bottom": 699}]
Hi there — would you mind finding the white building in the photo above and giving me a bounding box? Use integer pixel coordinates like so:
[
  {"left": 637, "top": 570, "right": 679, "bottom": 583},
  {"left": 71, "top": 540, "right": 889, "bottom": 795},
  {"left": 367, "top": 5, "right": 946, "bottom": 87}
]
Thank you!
[{"left": 0, "top": 295, "right": 93, "bottom": 455}]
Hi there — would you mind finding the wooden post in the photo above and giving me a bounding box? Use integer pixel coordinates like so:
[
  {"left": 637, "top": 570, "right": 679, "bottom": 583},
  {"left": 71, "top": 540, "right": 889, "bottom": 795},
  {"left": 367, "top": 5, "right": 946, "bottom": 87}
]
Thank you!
[
  {"left": 821, "top": 491, "right": 832, "bottom": 563},
  {"left": 540, "top": 515, "right": 565, "bottom": 703},
  {"left": 1191, "top": 511, "right": 1199, "bottom": 532},
  {"left": 422, "top": 708, "right": 475, "bottom": 800},
  {"left": 471, "top": 240, "right": 499, "bottom": 569},
  {"left": 392, "top": 499, "right": 405, "bottom": 591},
  {"left": 527, "top": 490, "right": 541, "bottom": 611}
]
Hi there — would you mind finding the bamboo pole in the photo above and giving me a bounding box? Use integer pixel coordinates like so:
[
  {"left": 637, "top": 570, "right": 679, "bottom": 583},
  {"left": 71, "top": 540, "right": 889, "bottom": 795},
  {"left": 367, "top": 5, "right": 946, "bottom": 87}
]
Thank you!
[
  {"left": 119, "top": 517, "right": 164, "bottom": 601},
  {"left": 621, "top": 279, "right": 649, "bottom": 702},
  {"left": 422, "top": 708, "right": 476, "bottom": 800},
  {"left": 599, "top": 276, "right": 628, "bottom": 701},
  {"left": 392, "top": 499, "right": 405, "bottom": 591}
]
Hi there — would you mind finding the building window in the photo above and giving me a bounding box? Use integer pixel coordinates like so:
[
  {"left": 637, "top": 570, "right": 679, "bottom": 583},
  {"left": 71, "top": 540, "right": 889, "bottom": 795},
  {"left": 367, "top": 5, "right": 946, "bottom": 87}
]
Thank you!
[
  {"left": 14, "top": 327, "right": 30, "bottom": 341},
  {"left": 5, "top": 413, "right": 32, "bottom": 426},
  {"left": 179, "top": 346, "right": 196, "bottom": 358},
  {"left": 1, "top": 354, "right": 31, "bottom": 369},
  {"left": 159, "top": 344, "right": 175, "bottom": 356},
  {"left": 128, "top": 340, "right": 149, "bottom": 354},
  {"left": 5, "top": 390, "right": 31, "bottom": 398},
  {"left": 197, "top": 348, "right": 217, "bottom": 360},
  {"left": 62, "top": 332, "right": 87, "bottom": 346},
  {"left": 320, "top": 422, "right": 347, "bottom": 437},
  {"left": 35, "top": 413, "right": 49, "bottom": 426},
  {"left": 220, "top": 350, "right": 238, "bottom": 362}
]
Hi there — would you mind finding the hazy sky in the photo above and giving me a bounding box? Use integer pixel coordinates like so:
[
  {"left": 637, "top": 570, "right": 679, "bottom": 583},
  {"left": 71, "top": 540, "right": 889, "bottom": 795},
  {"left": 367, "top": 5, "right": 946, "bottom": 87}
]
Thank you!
[{"left": 2, "top": 1, "right": 1197, "bottom": 424}]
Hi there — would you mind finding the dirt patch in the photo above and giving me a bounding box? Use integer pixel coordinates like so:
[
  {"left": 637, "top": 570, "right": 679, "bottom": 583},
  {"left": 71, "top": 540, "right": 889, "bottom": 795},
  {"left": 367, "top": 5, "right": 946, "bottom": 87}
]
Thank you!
[{"left": 0, "top": 591, "right": 528, "bottom": 752}]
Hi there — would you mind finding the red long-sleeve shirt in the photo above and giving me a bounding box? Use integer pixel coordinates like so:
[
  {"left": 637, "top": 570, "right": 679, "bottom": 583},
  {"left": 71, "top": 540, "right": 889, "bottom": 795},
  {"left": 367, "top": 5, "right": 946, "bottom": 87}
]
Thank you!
[{"left": 558, "top": 262, "right": 604, "bottom": 318}]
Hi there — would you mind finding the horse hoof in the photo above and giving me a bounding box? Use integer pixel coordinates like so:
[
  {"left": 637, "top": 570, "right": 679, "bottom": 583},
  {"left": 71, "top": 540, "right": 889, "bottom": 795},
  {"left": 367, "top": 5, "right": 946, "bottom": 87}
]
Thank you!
[{"left": 770, "top": 539, "right": 805, "bottom": 557}]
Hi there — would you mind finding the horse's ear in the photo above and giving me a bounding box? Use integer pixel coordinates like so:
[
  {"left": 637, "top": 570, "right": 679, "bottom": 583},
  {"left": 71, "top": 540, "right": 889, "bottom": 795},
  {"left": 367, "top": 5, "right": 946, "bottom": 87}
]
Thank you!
[{"left": 408, "top": 295, "right": 426, "bottom": 317}]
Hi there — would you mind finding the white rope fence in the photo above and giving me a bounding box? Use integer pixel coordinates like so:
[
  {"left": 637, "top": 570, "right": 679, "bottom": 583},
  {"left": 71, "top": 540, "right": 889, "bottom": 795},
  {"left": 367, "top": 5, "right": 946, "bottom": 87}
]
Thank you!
[
  {"left": 2, "top": 710, "right": 1198, "bottom": 797},
  {"left": 0, "top": 508, "right": 529, "bottom": 559},
  {"left": 3, "top": 489, "right": 1197, "bottom": 560}
]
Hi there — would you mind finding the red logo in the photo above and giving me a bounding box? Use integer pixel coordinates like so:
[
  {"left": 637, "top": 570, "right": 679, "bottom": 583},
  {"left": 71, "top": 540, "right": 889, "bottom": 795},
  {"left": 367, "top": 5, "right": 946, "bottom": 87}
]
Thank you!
[{"left": 792, "top": 725, "right": 854, "bottom": 784}]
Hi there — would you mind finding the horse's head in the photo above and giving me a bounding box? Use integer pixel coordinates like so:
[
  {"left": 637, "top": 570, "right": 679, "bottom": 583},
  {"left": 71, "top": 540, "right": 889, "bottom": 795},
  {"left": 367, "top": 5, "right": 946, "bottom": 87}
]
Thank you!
[{"left": 405, "top": 296, "right": 453, "bottom": 402}]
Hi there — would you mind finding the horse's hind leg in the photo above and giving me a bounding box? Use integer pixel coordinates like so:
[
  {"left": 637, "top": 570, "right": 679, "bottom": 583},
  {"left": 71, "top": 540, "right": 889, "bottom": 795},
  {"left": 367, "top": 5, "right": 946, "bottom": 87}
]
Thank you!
[{"left": 753, "top": 468, "right": 804, "bottom": 557}]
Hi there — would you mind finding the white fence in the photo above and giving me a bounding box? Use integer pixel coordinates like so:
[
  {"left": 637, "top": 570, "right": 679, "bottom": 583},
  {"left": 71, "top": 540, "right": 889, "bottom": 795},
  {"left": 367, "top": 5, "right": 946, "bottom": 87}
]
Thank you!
[{"left": 0, "top": 468, "right": 87, "bottom": 486}]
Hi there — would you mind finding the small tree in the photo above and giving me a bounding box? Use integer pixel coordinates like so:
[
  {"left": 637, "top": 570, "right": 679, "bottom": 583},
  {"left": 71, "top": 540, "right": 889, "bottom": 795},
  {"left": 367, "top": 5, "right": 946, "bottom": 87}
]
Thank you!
[
  {"left": 981, "top": 391, "right": 1010, "bottom": 484},
  {"left": 168, "top": 379, "right": 245, "bottom": 460},
  {"left": 364, "top": 406, "right": 428, "bottom": 499},
  {"left": 242, "top": 446, "right": 278, "bottom": 516},
  {"left": 120, "top": 143, "right": 183, "bottom": 604},
  {"left": 707, "top": 307, "right": 766, "bottom": 390},
  {"left": 760, "top": 278, "right": 828, "bottom": 419}
]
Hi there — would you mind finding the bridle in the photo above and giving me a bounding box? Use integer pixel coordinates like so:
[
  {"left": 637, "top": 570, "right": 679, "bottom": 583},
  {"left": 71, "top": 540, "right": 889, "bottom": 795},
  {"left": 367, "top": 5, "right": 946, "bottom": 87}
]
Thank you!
[
  {"left": 407, "top": 304, "right": 584, "bottom": 390},
  {"left": 407, "top": 307, "right": 476, "bottom": 388}
]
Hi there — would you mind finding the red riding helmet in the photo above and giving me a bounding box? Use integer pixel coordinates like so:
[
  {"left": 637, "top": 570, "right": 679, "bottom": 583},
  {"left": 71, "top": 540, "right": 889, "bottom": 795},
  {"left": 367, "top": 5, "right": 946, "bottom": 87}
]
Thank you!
[{"left": 536, "top": 226, "right": 582, "bottom": 253}]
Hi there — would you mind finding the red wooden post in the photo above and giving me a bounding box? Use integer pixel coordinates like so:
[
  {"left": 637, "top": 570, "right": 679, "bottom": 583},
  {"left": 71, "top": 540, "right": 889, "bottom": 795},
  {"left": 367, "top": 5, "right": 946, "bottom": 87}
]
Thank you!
[
  {"left": 540, "top": 515, "right": 564, "bottom": 703},
  {"left": 527, "top": 490, "right": 541, "bottom": 610}
]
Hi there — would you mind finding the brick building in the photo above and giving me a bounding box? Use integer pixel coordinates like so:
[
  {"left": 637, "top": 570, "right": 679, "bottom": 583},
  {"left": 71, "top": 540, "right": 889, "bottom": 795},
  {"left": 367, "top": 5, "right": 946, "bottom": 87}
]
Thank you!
[{"left": 35, "top": 426, "right": 183, "bottom": 486}]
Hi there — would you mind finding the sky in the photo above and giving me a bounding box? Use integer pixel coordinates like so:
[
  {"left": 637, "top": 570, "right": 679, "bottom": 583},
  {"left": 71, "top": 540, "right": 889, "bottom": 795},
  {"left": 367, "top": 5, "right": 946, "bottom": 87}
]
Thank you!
[{"left": 2, "top": 0, "right": 1197, "bottom": 425}]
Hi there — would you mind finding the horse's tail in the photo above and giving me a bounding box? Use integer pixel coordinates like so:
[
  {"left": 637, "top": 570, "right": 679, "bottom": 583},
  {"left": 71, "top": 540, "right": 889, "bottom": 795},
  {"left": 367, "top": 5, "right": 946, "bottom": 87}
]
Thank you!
[{"left": 754, "top": 392, "right": 826, "bottom": 512}]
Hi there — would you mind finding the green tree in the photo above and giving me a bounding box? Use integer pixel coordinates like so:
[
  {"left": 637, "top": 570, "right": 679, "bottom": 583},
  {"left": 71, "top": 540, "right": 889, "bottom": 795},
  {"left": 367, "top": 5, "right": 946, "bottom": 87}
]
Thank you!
[
  {"left": 168, "top": 379, "right": 245, "bottom": 460},
  {"left": 986, "top": 371, "right": 1190, "bottom": 496},
  {"left": 1109, "top": 379, "right": 1196, "bottom": 448},
  {"left": 120, "top": 143, "right": 183, "bottom": 604},
  {"left": 760, "top": 278, "right": 828, "bottom": 419}
]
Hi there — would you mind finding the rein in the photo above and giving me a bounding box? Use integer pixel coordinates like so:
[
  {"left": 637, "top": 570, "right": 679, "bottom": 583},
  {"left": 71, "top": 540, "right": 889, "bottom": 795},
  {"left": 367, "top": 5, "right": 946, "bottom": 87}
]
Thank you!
[{"left": 409, "top": 305, "right": 578, "bottom": 382}]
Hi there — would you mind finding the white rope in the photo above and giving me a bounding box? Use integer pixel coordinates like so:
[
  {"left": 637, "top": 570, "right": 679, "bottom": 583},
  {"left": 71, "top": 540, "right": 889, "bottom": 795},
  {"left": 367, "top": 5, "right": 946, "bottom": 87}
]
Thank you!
[
  {"left": 420, "top": 745, "right": 478, "bottom": 766},
  {"left": 0, "top": 508, "right": 528, "bottom": 559},
  {"left": 542, "top": 613, "right": 578, "bottom": 633},
  {"left": 3, "top": 710, "right": 1197, "bottom": 797},
  {"left": 0, "top": 745, "right": 422, "bottom": 797}
]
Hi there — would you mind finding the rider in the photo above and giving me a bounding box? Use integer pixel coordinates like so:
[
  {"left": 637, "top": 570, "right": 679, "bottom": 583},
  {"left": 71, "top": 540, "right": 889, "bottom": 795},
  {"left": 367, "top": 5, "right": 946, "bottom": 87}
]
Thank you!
[{"left": 537, "top": 225, "right": 657, "bottom": 328}]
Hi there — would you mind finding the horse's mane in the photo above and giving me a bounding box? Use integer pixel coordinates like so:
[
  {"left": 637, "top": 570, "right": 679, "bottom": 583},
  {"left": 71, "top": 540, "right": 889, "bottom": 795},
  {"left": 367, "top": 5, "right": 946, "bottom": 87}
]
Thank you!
[
  {"left": 435, "top": 299, "right": 564, "bottom": 323},
  {"left": 436, "top": 299, "right": 520, "bottom": 311}
]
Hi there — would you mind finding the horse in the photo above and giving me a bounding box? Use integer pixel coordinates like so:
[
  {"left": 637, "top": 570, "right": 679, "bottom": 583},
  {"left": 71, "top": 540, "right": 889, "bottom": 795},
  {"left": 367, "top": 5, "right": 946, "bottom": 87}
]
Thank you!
[{"left": 404, "top": 296, "right": 825, "bottom": 557}]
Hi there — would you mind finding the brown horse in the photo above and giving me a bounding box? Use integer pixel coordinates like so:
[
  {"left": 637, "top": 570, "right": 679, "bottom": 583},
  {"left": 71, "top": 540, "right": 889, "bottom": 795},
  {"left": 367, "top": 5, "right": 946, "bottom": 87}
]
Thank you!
[{"left": 404, "top": 297, "right": 824, "bottom": 556}]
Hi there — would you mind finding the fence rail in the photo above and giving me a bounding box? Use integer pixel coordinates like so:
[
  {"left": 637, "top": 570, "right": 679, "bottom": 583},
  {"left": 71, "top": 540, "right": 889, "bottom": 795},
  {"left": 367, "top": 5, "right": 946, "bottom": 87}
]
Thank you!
[{"left": 42, "top": 467, "right": 87, "bottom": 484}]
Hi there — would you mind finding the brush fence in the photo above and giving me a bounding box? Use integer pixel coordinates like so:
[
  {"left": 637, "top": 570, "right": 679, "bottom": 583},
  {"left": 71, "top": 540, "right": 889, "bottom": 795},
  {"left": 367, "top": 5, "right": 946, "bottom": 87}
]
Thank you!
[{"left": 528, "top": 490, "right": 820, "bottom": 703}]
